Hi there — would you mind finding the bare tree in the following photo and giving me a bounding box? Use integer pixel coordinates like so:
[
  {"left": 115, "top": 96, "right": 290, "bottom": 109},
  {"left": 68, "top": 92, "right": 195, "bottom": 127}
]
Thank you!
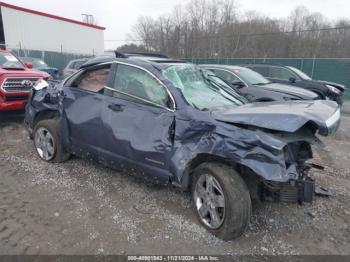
[{"left": 129, "top": 0, "right": 350, "bottom": 58}]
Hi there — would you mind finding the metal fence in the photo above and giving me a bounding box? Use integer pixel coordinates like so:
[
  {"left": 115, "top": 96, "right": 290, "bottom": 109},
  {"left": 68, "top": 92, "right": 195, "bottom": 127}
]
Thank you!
[
  {"left": 188, "top": 58, "right": 350, "bottom": 100},
  {"left": 9, "top": 48, "right": 350, "bottom": 100},
  {"left": 11, "top": 49, "right": 91, "bottom": 70}
]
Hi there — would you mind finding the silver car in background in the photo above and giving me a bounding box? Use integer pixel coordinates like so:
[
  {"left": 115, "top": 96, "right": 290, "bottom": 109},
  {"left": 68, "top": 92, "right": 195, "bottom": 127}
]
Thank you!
[{"left": 62, "top": 58, "right": 88, "bottom": 78}]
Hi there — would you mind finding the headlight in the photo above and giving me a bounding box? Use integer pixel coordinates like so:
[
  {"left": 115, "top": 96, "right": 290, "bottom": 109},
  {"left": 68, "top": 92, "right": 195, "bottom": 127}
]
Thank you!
[
  {"left": 326, "top": 84, "right": 341, "bottom": 94},
  {"left": 325, "top": 108, "right": 340, "bottom": 128},
  {"left": 34, "top": 79, "right": 49, "bottom": 91}
]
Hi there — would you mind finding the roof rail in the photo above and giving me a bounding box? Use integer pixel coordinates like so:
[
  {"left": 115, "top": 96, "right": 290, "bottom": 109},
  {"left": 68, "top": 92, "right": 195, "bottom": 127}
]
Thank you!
[{"left": 123, "top": 52, "right": 169, "bottom": 58}]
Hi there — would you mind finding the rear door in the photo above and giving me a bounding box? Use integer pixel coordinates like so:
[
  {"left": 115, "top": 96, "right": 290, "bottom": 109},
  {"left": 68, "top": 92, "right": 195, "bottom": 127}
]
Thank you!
[
  {"left": 61, "top": 64, "right": 112, "bottom": 156},
  {"left": 100, "top": 63, "right": 175, "bottom": 178}
]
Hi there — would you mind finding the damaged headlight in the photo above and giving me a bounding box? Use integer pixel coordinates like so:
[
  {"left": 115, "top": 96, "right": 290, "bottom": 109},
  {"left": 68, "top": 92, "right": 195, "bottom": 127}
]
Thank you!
[
  {"left": 34, "top": 79, "right": 49, "bottom": 91},
  {"left": 284, "top": 142, "right": 312, "bottom": 168},
  {"left": 326, "top": 84, "right": 341, "bottom": 94},
  {"left": 325, "top": 108, "right": 340, "bottom": 129}
]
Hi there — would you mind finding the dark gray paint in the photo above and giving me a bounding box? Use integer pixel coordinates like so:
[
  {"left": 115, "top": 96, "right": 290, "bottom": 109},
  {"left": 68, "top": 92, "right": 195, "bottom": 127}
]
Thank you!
[{"left": 24, "top": 59, "right": 341, "bottom": 189}]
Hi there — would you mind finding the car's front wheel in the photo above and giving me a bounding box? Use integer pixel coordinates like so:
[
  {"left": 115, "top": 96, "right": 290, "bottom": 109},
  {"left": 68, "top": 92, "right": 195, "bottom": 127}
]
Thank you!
[
  {"left": 33, "top": 119, "right": 70, "bottom": 163},
  {"left": 191, "top": 163, "right": 251, "bottom": 240}
]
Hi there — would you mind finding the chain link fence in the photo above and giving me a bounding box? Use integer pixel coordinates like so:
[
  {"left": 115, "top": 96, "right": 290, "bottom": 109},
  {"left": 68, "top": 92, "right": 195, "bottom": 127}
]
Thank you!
[
  {"left": 11, "top": 48, "right": 91, "bottom": 70},
  {"left": 9, "top": 47, "right": 350, "bottom": 100},
  {"left": 188, "top": 57, "right": 350, "bottom": 100}
]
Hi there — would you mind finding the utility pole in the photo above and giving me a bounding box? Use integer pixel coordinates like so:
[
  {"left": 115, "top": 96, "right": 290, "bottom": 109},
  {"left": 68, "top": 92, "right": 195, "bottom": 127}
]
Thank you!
[{"left": 81, "top": 14, "right": 94, "bottom": 24}]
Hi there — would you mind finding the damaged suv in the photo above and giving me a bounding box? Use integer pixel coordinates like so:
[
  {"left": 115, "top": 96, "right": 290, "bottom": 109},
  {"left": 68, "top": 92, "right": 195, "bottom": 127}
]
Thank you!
[{"left": 24, "top": 57, "right": 341, "bottom": 240}]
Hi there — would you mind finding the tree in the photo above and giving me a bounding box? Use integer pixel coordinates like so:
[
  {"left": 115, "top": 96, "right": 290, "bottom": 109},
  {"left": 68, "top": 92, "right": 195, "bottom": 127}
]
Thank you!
[{"left": 128, "top": 0, "right": 350, "bottom": 58}]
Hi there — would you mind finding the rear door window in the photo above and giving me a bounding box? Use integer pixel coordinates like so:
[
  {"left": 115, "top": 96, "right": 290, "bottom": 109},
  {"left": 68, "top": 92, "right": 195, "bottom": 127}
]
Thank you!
[
  {"left": 269, "top": 67, "right": 297, "bottom": 80},
  {"left": 69, "top": 66, "right": 111, "bottom": 93}
]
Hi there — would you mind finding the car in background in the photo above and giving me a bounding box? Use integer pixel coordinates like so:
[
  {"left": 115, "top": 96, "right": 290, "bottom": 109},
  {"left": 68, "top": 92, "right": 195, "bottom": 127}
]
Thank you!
[
  {"left": 200, "top": 64, "right": 319, "bottom": 102},
  {"left": 25, "top": 55, "right": 341, "bottom": 240},
  {"left": 62, "top": 58, "right": 88, "bottom": 78},
  {"left": 0, "top": 49, "right": 49, "bottom": 111},
  {"left": 244, "top": 64, "right": 346, "bottom": 104},
  {"left": 20, "top": 57, "right": 59, "bottom": 79}
]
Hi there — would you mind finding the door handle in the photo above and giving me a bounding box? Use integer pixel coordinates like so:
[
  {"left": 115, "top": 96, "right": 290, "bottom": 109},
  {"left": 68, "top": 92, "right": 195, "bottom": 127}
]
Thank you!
[{"left": 108, "top": 104, "right": 124, "bottom": 112}]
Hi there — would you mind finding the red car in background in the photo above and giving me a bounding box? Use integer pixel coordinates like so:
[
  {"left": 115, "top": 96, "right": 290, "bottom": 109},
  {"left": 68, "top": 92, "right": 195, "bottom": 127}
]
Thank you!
[{"left": 0, "top": 49, "right": 49, "bottom": 111}]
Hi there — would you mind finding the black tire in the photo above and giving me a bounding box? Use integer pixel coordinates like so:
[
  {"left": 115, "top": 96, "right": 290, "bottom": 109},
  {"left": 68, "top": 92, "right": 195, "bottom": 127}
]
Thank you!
[
  {"left": 33, "top": 119, "right": 70, "bottom": 163},
  {"left": 191, "top": 162, "right": 251, "bottom": 240}
]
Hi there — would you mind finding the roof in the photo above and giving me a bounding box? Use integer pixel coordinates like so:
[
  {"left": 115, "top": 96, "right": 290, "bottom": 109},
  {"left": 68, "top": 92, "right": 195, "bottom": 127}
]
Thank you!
[
  {"left": 200, "top": 64, "right": 245, "bottom": 71},
  {"left": 80, "top": 56, "right": 187, "bottom": 71},
  {"left": 0, "top": 2, "right": 105, "bottom": 30},
  {"left": 243, "top": 63, "right": 287, "bottom": 67}
]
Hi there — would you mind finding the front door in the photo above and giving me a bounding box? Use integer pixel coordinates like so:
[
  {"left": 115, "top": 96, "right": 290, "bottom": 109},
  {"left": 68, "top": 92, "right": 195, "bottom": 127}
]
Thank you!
[{"left": 100, "top": 63, "right": 175, "bottom": 181}]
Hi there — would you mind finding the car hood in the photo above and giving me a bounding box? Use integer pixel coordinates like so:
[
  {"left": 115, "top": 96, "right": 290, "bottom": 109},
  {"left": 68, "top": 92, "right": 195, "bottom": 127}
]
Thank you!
[
  {"left": 261, "top": 83, "right": 318, "bottom": 99},
  {"left": 316, "top": 80, "right": 346, "bottom": 92},
  {"left": 35, "top": 67, "right": 59, "bottom": 73},
  {"left": 213, "top": 100, "right": 340, "bottom": 136}
]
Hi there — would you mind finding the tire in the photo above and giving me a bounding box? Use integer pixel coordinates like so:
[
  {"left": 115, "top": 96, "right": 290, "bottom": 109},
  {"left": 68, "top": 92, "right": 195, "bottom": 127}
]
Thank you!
[
  {"left": 33, "top": 119, "right": 70, "bottom": 163},
  {"left": 191, "top": 162, "right": 251, "bottom": 240}
]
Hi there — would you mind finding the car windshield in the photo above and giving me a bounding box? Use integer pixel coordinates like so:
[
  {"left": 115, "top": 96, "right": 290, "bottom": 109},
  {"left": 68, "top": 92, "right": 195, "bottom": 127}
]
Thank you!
[
  {"left": 162, "top": 64, "right": 246, "bottom": 111},
  {"left": 233, "top": 67, "right": 270, "bottom": 85},
  {"left": 0, "top": 53, "right": 24, "bottom": 68},
  {"left": 288, "top": 66, "right": 312, "bottom": 80},
  {"left": 23, "top": 58, "right": 48, "bottom": 68}
]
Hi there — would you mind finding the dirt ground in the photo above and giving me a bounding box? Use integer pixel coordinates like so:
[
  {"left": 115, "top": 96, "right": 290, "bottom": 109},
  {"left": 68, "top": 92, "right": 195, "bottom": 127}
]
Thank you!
[{"left": 0, "top": 105, "right": 349, "bottom": 256}]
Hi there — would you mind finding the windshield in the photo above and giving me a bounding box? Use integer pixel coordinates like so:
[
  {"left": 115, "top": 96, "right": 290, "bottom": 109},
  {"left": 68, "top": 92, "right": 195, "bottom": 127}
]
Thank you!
[
  {"left": 23, "top": 58, "right": 48, "bottom": 68},
  {"left": 288, "top": 66, "right": 312, "bottom": 80},
  {"left": 162, "top": 64, "right": 245, "bottom": 111},
  {"left": 0, "top": 53, "right": 24, "bottom": 68},
  {"left": 234, "top": 68, "right": 270, "bottom": 85}
]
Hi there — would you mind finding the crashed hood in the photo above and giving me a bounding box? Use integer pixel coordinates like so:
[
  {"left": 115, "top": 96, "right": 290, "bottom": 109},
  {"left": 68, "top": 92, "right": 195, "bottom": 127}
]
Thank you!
[
  {"left": 262, "top": 83, "right": 318, "bottom": 99},
  {"left": 317, "top": 80, "right": 346, "bottom": 92},
  {"left": 213, "top": 100, "right": 340, "bottom": 136}
]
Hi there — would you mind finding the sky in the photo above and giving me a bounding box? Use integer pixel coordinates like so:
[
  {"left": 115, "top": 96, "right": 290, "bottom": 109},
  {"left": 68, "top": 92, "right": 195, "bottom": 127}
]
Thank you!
[{"left": 6, "top": 0, "right": 350, "bottom": 49}]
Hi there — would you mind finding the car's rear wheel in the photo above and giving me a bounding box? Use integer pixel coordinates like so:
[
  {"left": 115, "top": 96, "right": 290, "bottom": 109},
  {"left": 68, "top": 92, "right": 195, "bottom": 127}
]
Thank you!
[
  {"left": 33, "top": 119, "right": 70, "bottom": 163},
  {"left": 191, "top": 163, "right": 251, "bottom": 240}
]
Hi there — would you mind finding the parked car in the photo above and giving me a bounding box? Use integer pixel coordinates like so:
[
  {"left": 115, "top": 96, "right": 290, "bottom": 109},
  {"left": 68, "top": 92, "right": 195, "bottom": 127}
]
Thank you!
[
  {"left": 244, "top": 64, "right": 346, "bottom": 104},
  {"left": 62, "top": 58, "right": 88, "bottom": 78},
  {"left": 0, "top": 49, "right": 50, "bottom": 111},
  {"left": 200, "top": 64, "right": 319, "bottom": 102},
  {"left": 25, "top": 56, "right": 340, "bottom": 240},
  {"left": 20, "top": 57, "right": 59, "bottom": 79}
]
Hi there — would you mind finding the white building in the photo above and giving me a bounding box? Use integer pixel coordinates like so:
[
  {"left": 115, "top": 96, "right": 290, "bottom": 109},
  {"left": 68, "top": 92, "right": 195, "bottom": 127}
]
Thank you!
[{"left": 0, "top": 2, "right": 105, "bottom": 55}]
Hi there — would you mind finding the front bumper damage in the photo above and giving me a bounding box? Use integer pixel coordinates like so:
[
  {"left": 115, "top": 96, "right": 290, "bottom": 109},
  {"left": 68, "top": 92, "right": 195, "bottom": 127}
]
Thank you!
[{"left": 262, "top": 177, "right": 315, "bottom": 203}]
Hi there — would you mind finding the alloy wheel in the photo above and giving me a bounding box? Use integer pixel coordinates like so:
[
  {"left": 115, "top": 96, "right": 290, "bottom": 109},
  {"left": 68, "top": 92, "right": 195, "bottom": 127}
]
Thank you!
[
  {"left": 34, "top": 127, "right": 55, "bottom": 161},
  {"left": 194, "top": 173, "right": 225, "bottom": 229}
]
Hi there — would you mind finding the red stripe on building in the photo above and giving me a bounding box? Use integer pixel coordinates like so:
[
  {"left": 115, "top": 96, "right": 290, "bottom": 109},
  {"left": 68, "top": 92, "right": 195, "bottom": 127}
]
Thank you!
[{"left": 0, "top": 2, "right": 106, "bottom": 30}]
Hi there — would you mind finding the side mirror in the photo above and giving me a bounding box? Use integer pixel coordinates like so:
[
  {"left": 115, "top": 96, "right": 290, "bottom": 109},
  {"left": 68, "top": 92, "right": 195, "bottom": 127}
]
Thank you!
[
  {"left": 25, "top": 62, "right": 33, "bottom": 69},
  {"left": 231, "top": 81, "right": 245, "bottom": 88},
  {"left": 289, "top": 77, "right": 296, "bottom": 83}
]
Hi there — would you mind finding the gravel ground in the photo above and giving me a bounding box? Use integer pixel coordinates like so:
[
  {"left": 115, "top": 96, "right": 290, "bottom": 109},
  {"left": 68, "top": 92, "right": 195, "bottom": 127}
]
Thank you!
[{"left": 0, "top": 107, "right": 349, "bottom": 255}]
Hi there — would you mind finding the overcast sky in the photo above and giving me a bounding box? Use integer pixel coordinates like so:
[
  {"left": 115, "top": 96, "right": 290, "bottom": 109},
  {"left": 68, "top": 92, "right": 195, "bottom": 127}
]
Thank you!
[{"left": 7, "top": 0, "right": 350, "bottom": 49}]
